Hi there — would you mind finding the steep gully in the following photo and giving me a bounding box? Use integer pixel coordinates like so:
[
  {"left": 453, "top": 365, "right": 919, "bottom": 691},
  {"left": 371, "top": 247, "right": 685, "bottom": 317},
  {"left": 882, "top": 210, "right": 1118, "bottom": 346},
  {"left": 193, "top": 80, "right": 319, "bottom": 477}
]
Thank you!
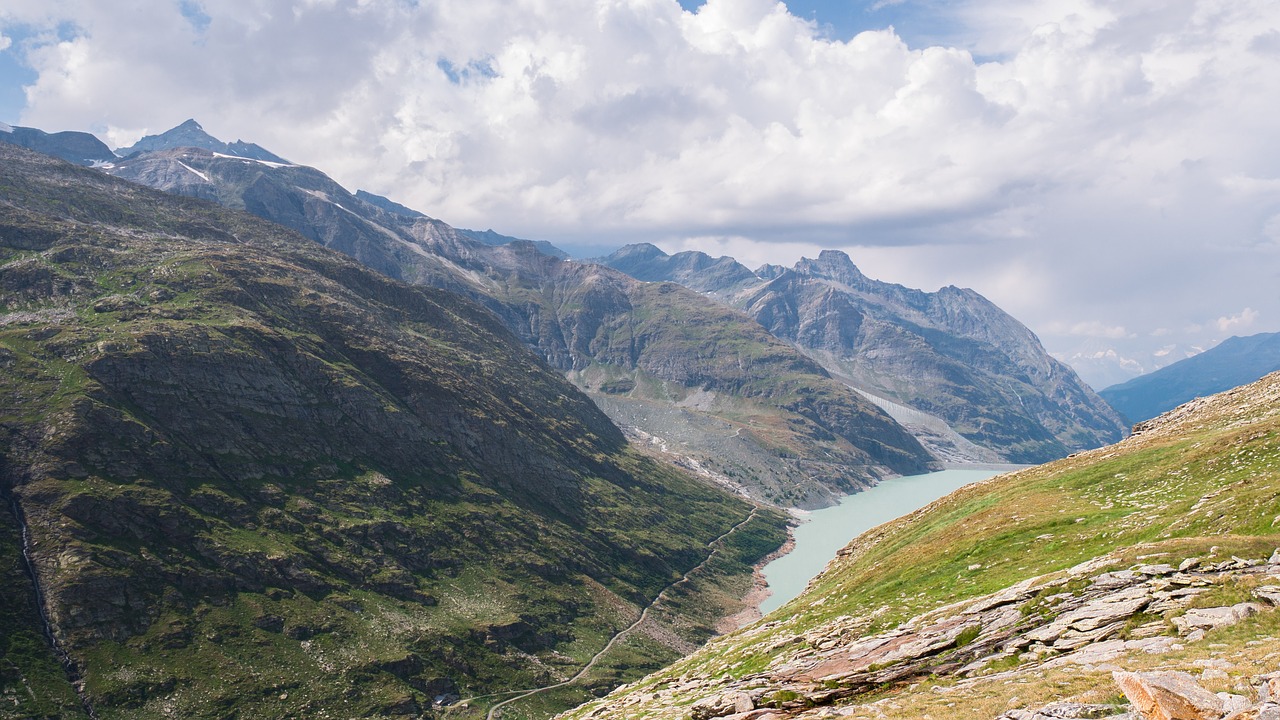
[
  {"left": 444, "top": 507, "right": 764, "bottom": 720},
  {"left": 8, "top": 494, "right": 100, "bottom": 720}
]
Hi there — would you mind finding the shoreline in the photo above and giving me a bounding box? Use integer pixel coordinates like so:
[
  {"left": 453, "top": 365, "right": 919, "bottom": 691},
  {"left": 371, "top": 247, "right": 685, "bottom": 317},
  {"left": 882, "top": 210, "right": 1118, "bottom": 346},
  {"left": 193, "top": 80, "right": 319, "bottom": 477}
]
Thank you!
[
  {"left": 730, "top": 465, "right": 1020, "bottom": 624},
  {"left": 715, "top": 522, "right": 798, "bottom": 634}
]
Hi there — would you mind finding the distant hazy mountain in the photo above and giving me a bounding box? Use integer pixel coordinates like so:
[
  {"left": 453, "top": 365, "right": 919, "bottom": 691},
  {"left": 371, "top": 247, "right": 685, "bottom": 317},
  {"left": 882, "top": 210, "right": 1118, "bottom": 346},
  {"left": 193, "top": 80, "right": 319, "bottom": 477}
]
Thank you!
[
  {"left": 116, "top": 118, "right": 289, "bottom": 163},
  {"left": 1057, "top": 339, "right": 1209, "bottom": 392},
  {"left": 102, "top": 123, "right": 939, "bottom": 508},
  {"left": 1099, "top": 331, "right": 1280, "bottom": 423},
  {"left": 456, "top": 226, "right": 570, "bottom": 259},
  {"left": 0, "top": 121, "right": 116, "bottom": 165},
  {"left": 602, "top": 244, "right": 1127, "bottom": 464}
]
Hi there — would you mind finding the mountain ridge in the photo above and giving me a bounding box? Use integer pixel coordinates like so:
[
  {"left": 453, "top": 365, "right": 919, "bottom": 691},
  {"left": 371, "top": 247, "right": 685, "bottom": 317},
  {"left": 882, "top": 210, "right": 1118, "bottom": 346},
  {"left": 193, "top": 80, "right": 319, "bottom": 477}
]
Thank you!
[
  {"left": 1100, "top": 331, "right": 1280, "bottom": 423},
  {"left": 117, "top": 118, "right": 290, "bottom": 164},
  {"left": 100, "top": 123, "right": 940, "bottom": 509},
  {"left": 0, "top": 123, "right": 117, "bottom": 166},
  {"left": 601, "top": 243, "right": 1127, "bottom": 464}
]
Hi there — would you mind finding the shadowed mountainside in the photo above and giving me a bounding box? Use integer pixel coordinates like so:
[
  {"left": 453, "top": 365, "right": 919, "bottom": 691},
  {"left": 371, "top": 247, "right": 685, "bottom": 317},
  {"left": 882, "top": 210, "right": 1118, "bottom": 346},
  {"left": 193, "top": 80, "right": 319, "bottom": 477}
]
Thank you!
[
  {"left": 104, "top": 135, "right": 938, "bottom": 508},
  {"left": 0, "top": 143, "right": 788, "bottom": 719}
]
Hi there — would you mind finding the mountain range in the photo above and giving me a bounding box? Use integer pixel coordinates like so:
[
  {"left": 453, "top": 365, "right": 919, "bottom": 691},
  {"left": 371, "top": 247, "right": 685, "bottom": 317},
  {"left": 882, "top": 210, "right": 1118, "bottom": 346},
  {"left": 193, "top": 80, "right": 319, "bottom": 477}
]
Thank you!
[
  {"left": 0, "top": 141, "right": 788, "bottom": 718},
  {"left": 96, "top": 120, "right": 1123, "bottom": 493},
  {"left": 1, "top": 117, "right": 1270, "bottom": 720},
  {"left": 97, "top": 122, "right": 944, "bottom": 508},
  {"left": 1100, "top": 331, "right": 1280, "bottom": 423},
  {"left": 601, "top": 243, "right": 1127, "bottom": 464}
]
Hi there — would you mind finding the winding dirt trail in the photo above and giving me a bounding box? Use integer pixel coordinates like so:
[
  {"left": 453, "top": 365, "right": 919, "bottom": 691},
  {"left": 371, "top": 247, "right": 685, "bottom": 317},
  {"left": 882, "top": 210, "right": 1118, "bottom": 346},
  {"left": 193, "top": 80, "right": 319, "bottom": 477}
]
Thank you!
[{"left": 476, "top": 507, "right": 762, "bottom": 720}]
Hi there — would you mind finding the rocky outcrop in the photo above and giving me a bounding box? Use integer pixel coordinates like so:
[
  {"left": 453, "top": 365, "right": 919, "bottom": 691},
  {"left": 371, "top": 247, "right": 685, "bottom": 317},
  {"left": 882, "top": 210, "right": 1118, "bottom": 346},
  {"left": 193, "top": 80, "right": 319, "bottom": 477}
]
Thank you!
[
  {"left": 575, "top": 552, "right": 1280, "bottom": 719},
  {"left": 1002, "top": 670, "right": 1280, "bottom": 720}
]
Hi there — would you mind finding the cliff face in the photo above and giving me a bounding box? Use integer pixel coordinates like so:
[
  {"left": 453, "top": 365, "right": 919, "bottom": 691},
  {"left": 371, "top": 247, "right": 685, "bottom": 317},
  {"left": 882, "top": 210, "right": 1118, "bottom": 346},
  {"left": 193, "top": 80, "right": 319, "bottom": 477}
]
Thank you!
[
  {"left": 602, "top": 245, "right": 1127, "bottom": 465},
  {"left": 561, "top": 371, "right": 1280, "bottom": 720},
  {"left": 0, "top": 143, "right": 787, "bottom": 718},
  {"left": 105, "top": 139, "right": 939, "bottom": 509}
]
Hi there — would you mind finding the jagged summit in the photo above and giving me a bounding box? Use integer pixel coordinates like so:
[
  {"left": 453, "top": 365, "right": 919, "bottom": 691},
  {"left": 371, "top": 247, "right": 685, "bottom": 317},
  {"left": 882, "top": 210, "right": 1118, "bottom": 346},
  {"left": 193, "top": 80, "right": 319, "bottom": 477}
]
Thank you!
[
  {"left": 599, "top": 243, "right": 1126, "bottom": 464},
  {"left": 793, "top": 249, "right": 870, "bottom": 287},
  {"left": 754, "top": 263, "right": 789, "bottom": 280},
  {"left": 117, "top": 118, "right": 290, "bottom": 163}
]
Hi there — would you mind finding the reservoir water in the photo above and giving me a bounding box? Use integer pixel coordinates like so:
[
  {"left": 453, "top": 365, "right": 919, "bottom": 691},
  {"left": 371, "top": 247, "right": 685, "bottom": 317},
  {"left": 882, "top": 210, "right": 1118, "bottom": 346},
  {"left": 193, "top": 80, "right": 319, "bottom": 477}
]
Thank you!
[{"left": 758, "top": 468, "right": 1008, "bottom": 614}]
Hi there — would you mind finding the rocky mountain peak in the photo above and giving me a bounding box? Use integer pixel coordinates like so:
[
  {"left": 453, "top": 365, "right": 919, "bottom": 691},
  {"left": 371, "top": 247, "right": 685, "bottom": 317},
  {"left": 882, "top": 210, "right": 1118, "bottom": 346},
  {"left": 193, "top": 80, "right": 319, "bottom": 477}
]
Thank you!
[
  {"left": 612, "top": 242, "right": 667, "bottom": 260},
  {"left": 600, "top": 243, "right": 758, "bottom": 292},
  {"left": 755, "top": 263, "right": 789, "bottom": 280},
  {"left": 118, "top": 118, "right": 289, "bottom": 164},
  {"left": 794, "top": 249, "right": 868, "bottom": 286}
]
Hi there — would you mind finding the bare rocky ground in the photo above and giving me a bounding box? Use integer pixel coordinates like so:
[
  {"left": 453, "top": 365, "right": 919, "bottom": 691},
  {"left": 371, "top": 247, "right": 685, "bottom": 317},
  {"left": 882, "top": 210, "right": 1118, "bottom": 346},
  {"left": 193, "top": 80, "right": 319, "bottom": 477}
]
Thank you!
[{"left": 573, "top": 549, "right": 1280, "bottom": 720}]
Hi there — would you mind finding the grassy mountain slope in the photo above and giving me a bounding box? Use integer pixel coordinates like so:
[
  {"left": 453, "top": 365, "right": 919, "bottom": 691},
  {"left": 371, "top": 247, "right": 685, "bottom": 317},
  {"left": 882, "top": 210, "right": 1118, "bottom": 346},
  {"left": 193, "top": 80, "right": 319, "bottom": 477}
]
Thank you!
[
  {"left": 565, "top": 371, "right": 1280, "bottom": 719},
  {"left": 1101, "top": 331, "right": 1280, "bottom": 423},
  {"left": 105, "top": 140, "right": 938, "bottom": 508},
  {"left": 0, "top": 143, "right": 787, "bottom": 719}
]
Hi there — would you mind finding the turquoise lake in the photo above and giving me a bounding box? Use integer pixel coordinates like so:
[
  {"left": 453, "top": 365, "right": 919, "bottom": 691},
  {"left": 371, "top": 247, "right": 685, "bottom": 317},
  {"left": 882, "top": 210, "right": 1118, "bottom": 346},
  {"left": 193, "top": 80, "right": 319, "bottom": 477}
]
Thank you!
[{"left": 758, "top": 468, "right": 1009, "bottom": 614}]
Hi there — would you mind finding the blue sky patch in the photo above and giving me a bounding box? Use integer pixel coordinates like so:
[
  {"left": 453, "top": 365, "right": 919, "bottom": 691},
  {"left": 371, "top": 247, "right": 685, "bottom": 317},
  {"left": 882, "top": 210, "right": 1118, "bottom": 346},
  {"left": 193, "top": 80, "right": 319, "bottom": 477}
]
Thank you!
[{"left": 436, "top": 57, "right": 497, "bottom": 85}]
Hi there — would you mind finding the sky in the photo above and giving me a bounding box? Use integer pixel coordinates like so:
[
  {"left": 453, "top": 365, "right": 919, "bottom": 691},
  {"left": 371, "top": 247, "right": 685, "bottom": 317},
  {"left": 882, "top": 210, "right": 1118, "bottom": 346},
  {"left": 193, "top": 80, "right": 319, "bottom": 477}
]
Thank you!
[{"left": 1, "top": 0, "right": 1279, "bottom": 389}]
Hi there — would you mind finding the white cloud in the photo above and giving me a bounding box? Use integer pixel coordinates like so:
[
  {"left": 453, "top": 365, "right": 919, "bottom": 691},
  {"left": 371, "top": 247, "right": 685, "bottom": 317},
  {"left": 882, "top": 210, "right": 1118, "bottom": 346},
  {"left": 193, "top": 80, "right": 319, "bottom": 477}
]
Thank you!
[
  {"left": 1216, "top": 307, "right": 1259, "bottom": 334},
  {"left": 3, "top": 0, "right": 1280, "bottom": 374},
  {"left": 1046, "top": 320, "right": 1132, "bottom": 340},
  {"left": 0, "top": 34, "right": 11, "bottom": 52}
]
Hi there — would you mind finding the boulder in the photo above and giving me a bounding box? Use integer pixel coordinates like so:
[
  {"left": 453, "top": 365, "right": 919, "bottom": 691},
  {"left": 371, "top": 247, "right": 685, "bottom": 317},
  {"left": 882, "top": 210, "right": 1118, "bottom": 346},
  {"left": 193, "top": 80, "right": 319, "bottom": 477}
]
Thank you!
[
  {"left": 1172, "top": 604, "right": 1260, "bottom": 636},
  {"left": 690, "top": 692, "right": 755, "bottom": 720},
  {"left": 1113, "top": 671, "right": 1224, "bottom": 720}
]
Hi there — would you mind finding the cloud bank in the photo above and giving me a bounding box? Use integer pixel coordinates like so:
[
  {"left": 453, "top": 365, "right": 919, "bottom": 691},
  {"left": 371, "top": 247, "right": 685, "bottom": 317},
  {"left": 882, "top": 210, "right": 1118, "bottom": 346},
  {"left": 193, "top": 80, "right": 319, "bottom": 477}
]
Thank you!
[{"left": 3, "top": 0, "right": 1279, "bottom": 386}]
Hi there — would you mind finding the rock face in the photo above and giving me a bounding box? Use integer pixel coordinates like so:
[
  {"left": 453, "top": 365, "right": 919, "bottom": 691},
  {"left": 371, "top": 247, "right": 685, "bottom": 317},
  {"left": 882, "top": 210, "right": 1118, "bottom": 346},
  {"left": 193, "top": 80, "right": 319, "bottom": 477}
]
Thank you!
[
  {"left": 600, "top": 244, "right": 1128, "bottom": 464},
  {"left": 0, "top": 142, "right": 789, "bottom": 718},
  {"left": 1100, "top": 332, "right": 1280, "bottom": 424},
  {"left": 103, "top": 123, "right": 940, "bottom": 508}
]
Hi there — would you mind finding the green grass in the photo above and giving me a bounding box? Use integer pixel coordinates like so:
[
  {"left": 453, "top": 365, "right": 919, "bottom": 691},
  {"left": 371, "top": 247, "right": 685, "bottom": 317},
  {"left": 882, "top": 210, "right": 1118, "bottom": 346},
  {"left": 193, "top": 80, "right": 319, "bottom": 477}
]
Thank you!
[{"left": 565, "top": 375, "right": 1280, "bottom": 718}]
